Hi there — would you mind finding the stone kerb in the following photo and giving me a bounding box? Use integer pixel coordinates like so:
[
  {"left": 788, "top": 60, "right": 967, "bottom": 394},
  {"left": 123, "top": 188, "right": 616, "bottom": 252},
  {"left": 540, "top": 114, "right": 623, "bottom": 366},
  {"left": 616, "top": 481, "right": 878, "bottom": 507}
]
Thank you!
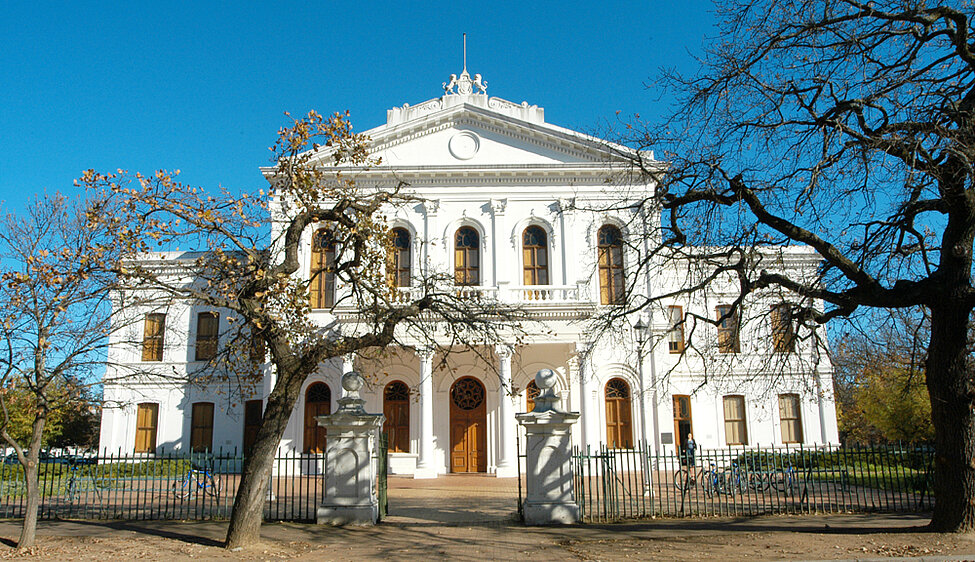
[
  {"left": 316, "top": 371, "right": 385, "bottom": 526},
  {"left": 515, "top": 368, "right": 581, "bottom": 525}
]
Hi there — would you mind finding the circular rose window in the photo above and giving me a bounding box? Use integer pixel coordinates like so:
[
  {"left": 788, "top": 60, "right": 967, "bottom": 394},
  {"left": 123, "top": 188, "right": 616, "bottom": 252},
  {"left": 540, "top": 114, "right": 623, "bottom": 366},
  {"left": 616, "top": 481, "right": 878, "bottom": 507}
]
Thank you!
[
  {"left": 448, "top": 131, "right": 480, "bottom": 160},
  {"left": 451, "top": 378, "right": 485, "bottom": 410}
]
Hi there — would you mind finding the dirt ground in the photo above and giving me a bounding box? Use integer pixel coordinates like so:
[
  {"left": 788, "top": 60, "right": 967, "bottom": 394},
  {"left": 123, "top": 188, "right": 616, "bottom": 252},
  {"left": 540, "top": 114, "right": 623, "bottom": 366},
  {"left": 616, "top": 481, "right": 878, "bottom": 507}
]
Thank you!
[{"left": 1, "top": 514, "right": 974, "bottom": 561}]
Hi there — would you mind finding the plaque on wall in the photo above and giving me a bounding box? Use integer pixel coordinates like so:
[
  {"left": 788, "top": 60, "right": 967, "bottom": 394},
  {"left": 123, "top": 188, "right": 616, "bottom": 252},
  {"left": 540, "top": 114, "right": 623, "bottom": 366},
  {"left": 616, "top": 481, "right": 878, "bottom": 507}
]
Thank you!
[{"left": 660, "top": 432, "right": 673, "bottom": 445}]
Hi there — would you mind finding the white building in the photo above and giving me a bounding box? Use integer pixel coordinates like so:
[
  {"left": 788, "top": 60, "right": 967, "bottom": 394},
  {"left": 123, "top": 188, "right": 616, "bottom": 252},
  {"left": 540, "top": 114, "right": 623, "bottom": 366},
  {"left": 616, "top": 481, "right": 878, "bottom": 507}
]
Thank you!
[{"left": 98, "top": 68, "right": 840, "bottom": 477}]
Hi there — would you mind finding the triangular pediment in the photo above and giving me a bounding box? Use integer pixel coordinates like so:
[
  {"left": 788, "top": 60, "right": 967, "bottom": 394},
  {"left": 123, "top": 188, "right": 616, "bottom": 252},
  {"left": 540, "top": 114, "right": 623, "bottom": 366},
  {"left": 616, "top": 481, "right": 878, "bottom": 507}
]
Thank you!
[{"left": 301, "top": 94, "right": 638, "bottom": 171}]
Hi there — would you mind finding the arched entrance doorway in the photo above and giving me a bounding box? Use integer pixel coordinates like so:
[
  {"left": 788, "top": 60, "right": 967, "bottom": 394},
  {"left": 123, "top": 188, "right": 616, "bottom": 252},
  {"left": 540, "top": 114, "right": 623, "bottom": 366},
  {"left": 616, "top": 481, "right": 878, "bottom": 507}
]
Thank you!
[
  {"left": 303, "top": 382, "right": 331, "bottom": 453},
  {"left": 449, "top": 376, "right": 487, "bottom": 472}
]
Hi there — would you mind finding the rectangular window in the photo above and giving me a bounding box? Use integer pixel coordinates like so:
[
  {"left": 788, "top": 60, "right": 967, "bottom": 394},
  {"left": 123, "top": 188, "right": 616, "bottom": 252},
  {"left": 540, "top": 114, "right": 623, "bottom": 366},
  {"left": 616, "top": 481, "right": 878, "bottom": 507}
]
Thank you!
[
  {"left": 135, "top": 403, "right": 158, "bottom": 453},
  {"left": 141, "top": 313, "right": 166, "bottom": 362},
  {"left": 195, "top": 311, "right": 219, "bottom": 361},
  {"left": 723, "top": 395, "right": 748, "bottom": 445},
  {"left": 779, "top": 394, "right": 803, "bottom": 444},
  {"left": 190, "top": 402, "right": 215, "bottom": 453},
  {"left": 667, "top": 305, "right": 684, "bottom": 353},
  {"left": 243, "top": 400, "right": 263, "bottom": 457},
  {"left": 716, "top": 305, "right": 740, "bottom": 353},
  {"left": 771, "top": 304, "right": 795, "bottom": 353}
]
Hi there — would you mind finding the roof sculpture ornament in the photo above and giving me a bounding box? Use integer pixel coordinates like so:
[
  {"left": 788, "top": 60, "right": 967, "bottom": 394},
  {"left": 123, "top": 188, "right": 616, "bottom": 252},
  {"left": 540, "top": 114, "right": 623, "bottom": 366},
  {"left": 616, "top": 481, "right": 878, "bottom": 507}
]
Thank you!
[{"left": 443, "top": 33, "right": 487, "bottom": 96}]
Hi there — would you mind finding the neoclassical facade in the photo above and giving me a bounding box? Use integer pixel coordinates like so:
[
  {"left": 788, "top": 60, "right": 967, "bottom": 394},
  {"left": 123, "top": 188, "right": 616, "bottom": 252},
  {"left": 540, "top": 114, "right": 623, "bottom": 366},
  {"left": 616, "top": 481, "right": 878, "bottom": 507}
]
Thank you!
[{"left": 98, "top": 68, "right": 840, "bottom": 476}]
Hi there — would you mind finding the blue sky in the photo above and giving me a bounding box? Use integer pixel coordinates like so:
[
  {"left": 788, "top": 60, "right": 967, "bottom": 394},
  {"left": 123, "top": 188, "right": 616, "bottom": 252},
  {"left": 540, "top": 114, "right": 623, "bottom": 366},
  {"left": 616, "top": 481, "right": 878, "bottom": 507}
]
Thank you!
[{"left": 0, "top": 1, "right": 716, "bottom": 211}]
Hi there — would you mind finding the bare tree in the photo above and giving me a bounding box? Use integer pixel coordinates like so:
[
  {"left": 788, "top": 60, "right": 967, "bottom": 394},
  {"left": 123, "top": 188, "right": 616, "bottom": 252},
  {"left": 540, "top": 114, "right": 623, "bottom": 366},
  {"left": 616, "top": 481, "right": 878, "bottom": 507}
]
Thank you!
[
  {"left": 0, "top": 193, "right": 135, "bottom": 549},
  {"left": 609, "top": 0, "right": 975, "bottom": 531},
  {"left": 82, "top": 110, "right": 525, "bottom": 548}
]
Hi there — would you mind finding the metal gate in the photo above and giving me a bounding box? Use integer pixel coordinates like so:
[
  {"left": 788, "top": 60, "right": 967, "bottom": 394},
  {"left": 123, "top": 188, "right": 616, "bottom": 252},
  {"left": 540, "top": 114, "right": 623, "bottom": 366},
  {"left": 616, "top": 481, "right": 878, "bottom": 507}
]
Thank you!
[{"left": 377, "top": 432, "right": 388, "bottom": 521}]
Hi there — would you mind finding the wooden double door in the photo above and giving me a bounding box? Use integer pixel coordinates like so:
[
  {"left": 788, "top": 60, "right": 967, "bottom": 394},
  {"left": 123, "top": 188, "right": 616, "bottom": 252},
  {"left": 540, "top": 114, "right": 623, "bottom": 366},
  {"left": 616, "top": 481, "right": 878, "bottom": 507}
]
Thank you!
[{"left": 450, "top": 376, "right": 487, "bottom": 473}]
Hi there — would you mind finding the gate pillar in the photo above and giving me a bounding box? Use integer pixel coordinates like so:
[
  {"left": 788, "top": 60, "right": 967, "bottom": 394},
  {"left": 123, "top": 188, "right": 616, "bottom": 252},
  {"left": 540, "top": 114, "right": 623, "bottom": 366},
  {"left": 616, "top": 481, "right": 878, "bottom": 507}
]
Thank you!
[
  {"left": 516, "top": 368, "right": 581, "bottom": 525},
  {"left": 316, "top": 371, "right": 385, "bottom": 525}
]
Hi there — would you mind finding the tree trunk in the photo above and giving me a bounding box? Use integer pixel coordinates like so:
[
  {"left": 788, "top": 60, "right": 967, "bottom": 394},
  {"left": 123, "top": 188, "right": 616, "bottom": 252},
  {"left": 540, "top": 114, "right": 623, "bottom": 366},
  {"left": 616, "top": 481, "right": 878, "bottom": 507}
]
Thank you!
[
  {"left": 225, "top": 364, "right": 305, "bottom": 549},
  {"left": 17, "top": 408, "right": 47, "bottom": 550},
  {"left": 926, "top": 300, "right": 975, "bottom": 532}
]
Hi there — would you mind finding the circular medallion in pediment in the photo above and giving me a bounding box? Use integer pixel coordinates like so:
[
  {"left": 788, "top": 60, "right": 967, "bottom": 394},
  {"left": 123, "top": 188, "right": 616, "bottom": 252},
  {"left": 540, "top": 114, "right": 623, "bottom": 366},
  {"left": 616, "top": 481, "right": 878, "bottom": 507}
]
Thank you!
[{"left": 448, "top": 131, "right": 480, "bottom": 160}]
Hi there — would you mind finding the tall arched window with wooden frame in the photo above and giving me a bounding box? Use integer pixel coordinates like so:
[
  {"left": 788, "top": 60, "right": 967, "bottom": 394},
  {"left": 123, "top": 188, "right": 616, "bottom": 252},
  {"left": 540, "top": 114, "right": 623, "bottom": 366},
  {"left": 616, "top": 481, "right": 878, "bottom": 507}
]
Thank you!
[
  {"left": 383, "top": 381, "right": 410, "bottom": 453},
  {"left": 310, "top": 228, "right": 336, "bottom": 309},
  {"left": 303, "top": 382, "right": 331, "bottom": 454},
  {"left": 522, "top": 226, "right": 549, "bottom": 286},
  {"left": 387, "top": 228, "right": 412, "bottom": 288},
  {"left": 454, "top": 227, "right": 480, "bottom": 286},
  {"left": 605, "top": 378, "right": 633, "bottom": 449},
  {"left": 597, "top": 225, "right": 624, "bottom": 305}
]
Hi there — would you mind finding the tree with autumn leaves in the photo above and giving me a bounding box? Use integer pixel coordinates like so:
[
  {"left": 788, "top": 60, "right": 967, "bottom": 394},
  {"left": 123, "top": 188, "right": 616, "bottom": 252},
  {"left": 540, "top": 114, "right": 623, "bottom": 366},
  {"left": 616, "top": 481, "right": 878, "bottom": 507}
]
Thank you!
[
  {"left": 82, "top": 110, "right": 524, "bottom": 548},
  {"left": 613, "top": 0, "right": 975, "bottom": 532},
  {"left": 0, "top": 193, "right": 142, "bottom": 549}
]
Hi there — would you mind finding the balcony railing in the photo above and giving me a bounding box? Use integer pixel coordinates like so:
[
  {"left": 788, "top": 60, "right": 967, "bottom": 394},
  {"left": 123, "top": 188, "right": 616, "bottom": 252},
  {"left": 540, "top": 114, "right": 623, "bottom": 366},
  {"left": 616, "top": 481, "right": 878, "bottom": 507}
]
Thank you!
[{"left": 389, "top": 283, "right": 589, "bottom": 305}]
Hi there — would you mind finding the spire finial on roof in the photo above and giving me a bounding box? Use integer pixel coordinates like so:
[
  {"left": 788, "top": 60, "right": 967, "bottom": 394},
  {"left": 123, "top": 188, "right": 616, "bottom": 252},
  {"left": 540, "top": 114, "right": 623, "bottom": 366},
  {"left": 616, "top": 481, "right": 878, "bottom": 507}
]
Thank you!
[{"left": 443, "top": 33, "right": 486, "bottom": 96}]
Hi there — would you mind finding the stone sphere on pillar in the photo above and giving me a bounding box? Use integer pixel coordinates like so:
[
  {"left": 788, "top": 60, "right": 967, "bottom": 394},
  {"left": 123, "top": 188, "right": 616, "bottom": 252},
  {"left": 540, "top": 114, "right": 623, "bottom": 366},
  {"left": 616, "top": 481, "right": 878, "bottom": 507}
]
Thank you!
[
  {"left": 535, "top": 368, "right": 557, "bottom": 390},
  {"left": 342, "top": 371, "right": 364, "bottom": 394}
]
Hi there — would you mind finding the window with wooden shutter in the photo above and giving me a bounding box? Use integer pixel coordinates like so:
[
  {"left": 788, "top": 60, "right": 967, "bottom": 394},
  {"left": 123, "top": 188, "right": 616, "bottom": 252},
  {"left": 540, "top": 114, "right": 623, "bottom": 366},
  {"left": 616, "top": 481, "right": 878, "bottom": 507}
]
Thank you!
[
  {"left": 194, "top": 311, "right": 219, "bottom": 361},
  {"left": 387, "top": 228, "right": 412, "bottom": 288},
  {"left": 190, "top": 402, "right": 214, "bottom": 453},
  {"left": 243, "top": 400, "right": 263, "bottom": 456},
  {"left": 778, "top": 394, "right": 803, "bottom": 444},
  {"left": 597, "top": 225, "right": 624, "bottom": 305},
  {"left": 771, "top": 304, "right": 795, "bottom": 353},
  {"left": 454, "top": 227, "right": 480, "bottom": 286},
  {"left": 310, "top": 228, "right": 336, "bottom": 308},
  {"left": 383, "top": 381, "right": 410, "bottom": 453},
  {"left": 141, "top": 313, "right": 166, "bottom": 362},
  {"left": 667, "top": 305, "right": 684, "bottom": 353},
  {"left": 605, "top": 378, "right": 633, "bottom": 449},
  {"left": 134, "top": 403, "right": 158, "bottom": 453},
  {"left": 723, "top": 395, "right": 748, "bottom": 445},
  {"left": 522, "top": 226, "right": 549, "bottom": 286},
  {"left": 716, "top": 305, "right": 741, "bottom": 353}
]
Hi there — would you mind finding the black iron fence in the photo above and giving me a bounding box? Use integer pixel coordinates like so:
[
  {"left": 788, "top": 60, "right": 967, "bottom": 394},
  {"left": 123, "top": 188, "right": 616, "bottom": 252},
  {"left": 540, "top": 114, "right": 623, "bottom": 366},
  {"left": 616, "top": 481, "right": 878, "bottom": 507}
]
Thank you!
[
  {"left": 570, "top": 442, "right": 934, "bottom": 522},
  {"left": 1, "top": 449, "right": 363, "bottom": 523}
]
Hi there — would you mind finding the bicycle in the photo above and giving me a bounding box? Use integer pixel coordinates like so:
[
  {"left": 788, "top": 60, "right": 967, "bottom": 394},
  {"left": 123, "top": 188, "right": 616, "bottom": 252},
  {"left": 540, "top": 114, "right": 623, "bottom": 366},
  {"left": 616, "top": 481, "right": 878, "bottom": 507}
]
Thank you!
[
  {"left": 65, "top": 456, "right": 111, "bottom": 503},
  {"left": 676, "top": 462, "right": 726, "bottom": 496},
  {"left": 675, "top": 464, "right": 703, "bottom": 490},
  {"left": 173, "top": 463, "right": 222, "bottom": 500},
  {"left": 772, "top": 460, "right": 800, "bottom": 496}
]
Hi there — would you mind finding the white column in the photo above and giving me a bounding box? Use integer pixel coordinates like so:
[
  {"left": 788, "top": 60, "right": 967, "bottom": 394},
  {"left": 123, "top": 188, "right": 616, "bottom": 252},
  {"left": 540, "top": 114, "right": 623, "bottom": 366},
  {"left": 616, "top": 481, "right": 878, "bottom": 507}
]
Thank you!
[
  {"left": 495, "top": 344, "right": 517, "bottom": 477},
  {"left": 575, "top": 342, "right": 592, "bottom": 451},
  {"left": 415, "top": 346, "right": 437, "bottom": 478}
]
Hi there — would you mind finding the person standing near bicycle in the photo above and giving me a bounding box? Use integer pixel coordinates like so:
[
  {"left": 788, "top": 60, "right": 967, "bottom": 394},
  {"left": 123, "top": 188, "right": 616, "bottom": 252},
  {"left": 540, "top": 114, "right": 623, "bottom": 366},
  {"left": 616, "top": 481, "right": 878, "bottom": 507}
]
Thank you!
[{"left": 683, "top": 433, "right": 697, "bottom": 467}]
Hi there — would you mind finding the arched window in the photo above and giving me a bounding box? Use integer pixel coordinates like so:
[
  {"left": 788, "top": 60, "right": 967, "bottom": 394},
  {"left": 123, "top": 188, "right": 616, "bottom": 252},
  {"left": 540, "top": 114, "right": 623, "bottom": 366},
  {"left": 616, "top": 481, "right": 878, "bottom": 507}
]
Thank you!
[
  {"left": 597, "top": 225, "right": 625, "bottom": 305},
  {"left": 383, "top": 381, "right": 410, "bottom": 453},
  {"left": 310, "top": 229, "right": 336, "bottom": 309},
  {"left": 605, "top": 378, "right": 633, "bottom": 449},
  {"left": 388, "top": 228, "right": 411, "bottom": 288},
  {"left": 522, "top": 226, "right": 549, "bottom": 286},
  {"left": 525, "top": 380, "right": 540, "bottom": 412},
  {"left": 454, "top": 227, "right": 480, "bottom": 286},
  {"left": 303, "top": 382, "right": 331, "bottom": 454}
]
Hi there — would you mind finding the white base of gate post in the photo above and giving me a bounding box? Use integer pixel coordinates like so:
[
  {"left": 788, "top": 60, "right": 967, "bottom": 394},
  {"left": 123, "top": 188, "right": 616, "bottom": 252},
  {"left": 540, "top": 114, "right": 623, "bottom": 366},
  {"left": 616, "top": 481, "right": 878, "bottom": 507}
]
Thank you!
[
  {"left": 516, "top": 369, "right": 582, "bottom": 526},
  {"left": 522, "top": 501, "right": 580, "bottom": 525},
  {"left": 495, "top": 464, "right": 518, "bottom": 478},
  {"left": 316, "top": 372, "right": 386, "bottom": 526}
]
